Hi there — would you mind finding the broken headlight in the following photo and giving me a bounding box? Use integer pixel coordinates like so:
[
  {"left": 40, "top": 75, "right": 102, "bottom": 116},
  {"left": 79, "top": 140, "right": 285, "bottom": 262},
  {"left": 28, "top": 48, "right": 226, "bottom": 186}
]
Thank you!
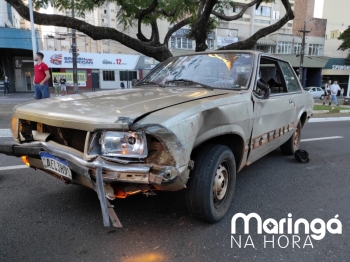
[{"left": 101, "top": 131, "right": 148, "bottom": 158}]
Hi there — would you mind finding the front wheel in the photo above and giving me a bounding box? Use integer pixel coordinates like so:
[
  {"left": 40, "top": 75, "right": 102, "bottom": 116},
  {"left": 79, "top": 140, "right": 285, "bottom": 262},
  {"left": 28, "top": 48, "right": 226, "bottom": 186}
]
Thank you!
[
  {"left": 186, "top": 144, "right": 236, "bottom": 223},
  {"left": 280, "top": 121, "right": 301, "bottom": 155}
]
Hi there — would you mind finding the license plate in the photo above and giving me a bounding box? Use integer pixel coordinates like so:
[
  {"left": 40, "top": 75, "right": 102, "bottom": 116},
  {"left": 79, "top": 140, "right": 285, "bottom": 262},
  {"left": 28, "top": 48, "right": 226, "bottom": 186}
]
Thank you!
[{"left": 39, "top": 152, "right": 72, "bottom": 180}]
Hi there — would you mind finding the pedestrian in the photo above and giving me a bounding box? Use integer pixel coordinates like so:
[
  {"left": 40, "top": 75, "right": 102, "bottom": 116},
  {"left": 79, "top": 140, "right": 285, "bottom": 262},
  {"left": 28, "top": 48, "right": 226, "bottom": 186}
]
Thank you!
[
  {"left": 323, "top": 80, "right": 332, "bottom": 105},
  {"left": 340, "top": 87, "right": 344, "bottom": 97},
  {"left": 3, "top": 76, "right": 9, "bottom": 96},
  {"left": 33, "top": 52, "right": 50, "bottom": 100},
  {"left": 53, "top": 76, "right": 60, "bottom": 96},
  {"left": 329, "top": 80, "right": 341, "bottom": 106},
  {"left": 59, "top": 75, "right": 67, "bottom": 96},
  {"left": 120, "top": 81, "right": 125, "bottom": 89}
]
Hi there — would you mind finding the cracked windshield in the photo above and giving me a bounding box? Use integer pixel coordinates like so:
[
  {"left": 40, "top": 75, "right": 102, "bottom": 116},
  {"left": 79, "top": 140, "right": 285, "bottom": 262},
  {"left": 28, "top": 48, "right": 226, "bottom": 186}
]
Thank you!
[{"left": 137, "top": 53, "right": 254, "bottom": 89}]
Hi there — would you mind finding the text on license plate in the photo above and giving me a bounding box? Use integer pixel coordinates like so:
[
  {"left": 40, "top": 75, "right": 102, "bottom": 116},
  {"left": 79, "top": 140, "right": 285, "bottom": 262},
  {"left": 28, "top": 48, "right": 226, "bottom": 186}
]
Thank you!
[{"left": 39, "top": 152, "right": 72, "bottom": 179}]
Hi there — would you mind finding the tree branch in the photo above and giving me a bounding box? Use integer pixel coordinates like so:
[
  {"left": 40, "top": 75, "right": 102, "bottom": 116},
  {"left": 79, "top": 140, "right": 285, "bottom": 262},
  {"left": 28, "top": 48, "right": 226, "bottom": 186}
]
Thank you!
[
  {"left": 218, "top": 0, "right": 294, "bottom": 50},
  {"left": 164, "top": 17, "right": 192, "bottom": 45},
  {"left": 211, "top": 0, "right": 259, "bottom": 21},
  {"left": 5, "top": 0, "right": 172, "bottom": 61},
  {"left": 159, "top": 9, "right": 177, "bottom": 17},
  {"left": 150, "top": 20, "right": 160, "bottom": 44},
  {"left": 194, "top": 0, "right": 218, "bottom": 51}
]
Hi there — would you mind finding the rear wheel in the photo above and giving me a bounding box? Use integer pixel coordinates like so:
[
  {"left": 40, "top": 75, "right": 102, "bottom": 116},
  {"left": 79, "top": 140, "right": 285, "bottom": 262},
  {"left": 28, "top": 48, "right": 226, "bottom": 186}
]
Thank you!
[
  {"left": 186, "top": 144, "right": 236, "bottom": 223},
  {"left": 280, "top": 121, "right": 301, "bottom": 155},
  {"left": 320, "top": 95, "right": 325, "bottom": 100}
]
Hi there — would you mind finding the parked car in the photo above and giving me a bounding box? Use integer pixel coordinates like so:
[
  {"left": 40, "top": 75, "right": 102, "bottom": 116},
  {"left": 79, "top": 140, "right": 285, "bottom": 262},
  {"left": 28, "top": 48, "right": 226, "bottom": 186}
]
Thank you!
[
  {"left": 305, "top": 86, "right": 325, "bottom": 99},
  {"left": 0, "top": 51, "right": 313, "bottom": 226}
]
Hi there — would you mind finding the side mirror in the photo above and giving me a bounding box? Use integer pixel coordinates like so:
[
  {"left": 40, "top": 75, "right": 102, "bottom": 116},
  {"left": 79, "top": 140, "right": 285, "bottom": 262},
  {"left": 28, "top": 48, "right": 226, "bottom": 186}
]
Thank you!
[{"left": 257, "top": 79, "right": 270, "bottom": 99}]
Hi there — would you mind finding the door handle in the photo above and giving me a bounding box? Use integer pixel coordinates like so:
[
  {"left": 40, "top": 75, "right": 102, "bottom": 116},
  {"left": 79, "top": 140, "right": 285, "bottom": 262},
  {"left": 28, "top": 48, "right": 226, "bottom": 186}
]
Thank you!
[{"left": 289, "top": 100, "right": 294, "bottom": 104}]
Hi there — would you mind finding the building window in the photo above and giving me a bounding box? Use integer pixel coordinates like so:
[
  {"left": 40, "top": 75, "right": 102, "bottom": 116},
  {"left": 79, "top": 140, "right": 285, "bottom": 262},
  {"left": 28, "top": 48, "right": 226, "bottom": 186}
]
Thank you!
[
  {"left": 277, "top": 41, "right": 292, "bottom": 54},
  {"left": 206, "top": 39, "right": 214, "bottom": 50},
  {"left": 308, "top": 44, "right": 323, "bottom": 56},
  {"left": 233, "top": 5, "right": 243, "bottom": 13},
  {"left": 254, "top": 19, "right": 270, "bottom": 24},
  {"left": 255, "top": 6, "right": 271, "bottom": 17},
  {"left": 331, "top": 30, "right": 339, "bottom": 39},
  {"left": 294, "top": 43, "right": 301, "bottom": 55},
  {"left": 103, "top": 71, "right": 115, "bottom": 81},
  {"left": 273, "top": 11, "right": 280, "bottom": 20},
  {"left": 170, "top": 37, "right": 193, "bottom": 49}
]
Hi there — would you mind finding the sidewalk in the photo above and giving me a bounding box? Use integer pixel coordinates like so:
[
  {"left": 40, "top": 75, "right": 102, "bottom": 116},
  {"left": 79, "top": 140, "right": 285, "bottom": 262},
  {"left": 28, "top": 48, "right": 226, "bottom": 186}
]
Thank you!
[{"left": 0, "top": 88, "right": 106, "bottom": 104}]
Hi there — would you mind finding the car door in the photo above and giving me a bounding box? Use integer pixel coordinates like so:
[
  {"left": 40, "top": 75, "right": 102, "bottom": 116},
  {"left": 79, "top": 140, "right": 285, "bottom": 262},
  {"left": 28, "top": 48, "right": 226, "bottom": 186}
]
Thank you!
[{"left": 247, "top": 56, "right": 296, "bottom": 165}]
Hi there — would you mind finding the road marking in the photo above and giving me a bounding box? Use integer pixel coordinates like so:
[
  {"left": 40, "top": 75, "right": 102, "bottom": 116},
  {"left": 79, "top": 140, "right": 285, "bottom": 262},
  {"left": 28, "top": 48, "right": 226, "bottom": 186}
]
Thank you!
[
  {"left": 0, "top": 165, "right": 28, "bottom": 171},
  {"left": 309, "top": 117, "right": 350, "bottom": 123},
  {"left": 301, "top": 136, "right": 343, "bottom": 142},
  {"left": 0, "top": 129, "right": 12, "bottom": 138}
]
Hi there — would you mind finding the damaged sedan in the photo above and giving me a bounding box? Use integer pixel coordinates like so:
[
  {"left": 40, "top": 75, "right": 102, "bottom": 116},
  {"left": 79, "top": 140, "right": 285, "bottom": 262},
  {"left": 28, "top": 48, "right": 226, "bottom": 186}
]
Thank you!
[{"left": 0, "top": 51, "right": 313, "bottom": 226}]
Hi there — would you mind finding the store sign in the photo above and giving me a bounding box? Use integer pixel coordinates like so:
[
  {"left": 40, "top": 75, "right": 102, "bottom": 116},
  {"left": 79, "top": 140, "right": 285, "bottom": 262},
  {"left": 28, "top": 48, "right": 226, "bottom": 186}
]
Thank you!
[
  {"left": 332, "top": 65, "right": 350, "bottom": 70},
  {"left": 217, "top": 36, "right": 238, "bottom": 47},
  {"left": 168, "top": 27, "right": 215, "bottom": 39},
  {"left": 40, "top": 51, "right": 140, "bottom": 70},
  {"left": 52, "top": 72, "right": 87, "bottom": 87}
]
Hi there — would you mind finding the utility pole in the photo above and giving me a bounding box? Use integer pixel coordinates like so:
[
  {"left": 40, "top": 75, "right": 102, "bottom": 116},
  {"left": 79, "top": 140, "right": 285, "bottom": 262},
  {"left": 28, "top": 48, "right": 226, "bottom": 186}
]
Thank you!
[
  {"left": 298, "top": 19, "right": 312, "bottom": 87},
  {"left": 71, "top": 0, "right": 78, "bottom": 94},
  {"left": 28, "top": 0, "right": 37, "bottom": 65}
]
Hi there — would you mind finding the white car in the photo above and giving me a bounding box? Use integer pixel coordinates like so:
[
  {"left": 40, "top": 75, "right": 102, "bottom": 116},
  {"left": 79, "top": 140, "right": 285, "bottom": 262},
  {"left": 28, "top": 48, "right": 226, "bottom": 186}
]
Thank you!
[
  {"left": 305, "top": 87, "right": 324, "bottom": 99},
  {"left": 0, "top": 51, "right": 313, "bottom": 226}
]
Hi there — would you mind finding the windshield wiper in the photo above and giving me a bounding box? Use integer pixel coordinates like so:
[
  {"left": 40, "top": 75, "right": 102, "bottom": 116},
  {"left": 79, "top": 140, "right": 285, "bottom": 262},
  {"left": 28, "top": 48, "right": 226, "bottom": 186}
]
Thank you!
[
  {"left": 136, "top": 81, "right": 164, "bottom": 88},
  {"left": 165, "top": 79, "right": 213, "bottom": 90}
]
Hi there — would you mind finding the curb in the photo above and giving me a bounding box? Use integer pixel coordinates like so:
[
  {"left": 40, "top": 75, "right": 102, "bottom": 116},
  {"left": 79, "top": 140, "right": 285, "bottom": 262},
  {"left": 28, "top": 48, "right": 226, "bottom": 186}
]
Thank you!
[{"left": 313, "top": 110, "right": 350, "bottom": 114}]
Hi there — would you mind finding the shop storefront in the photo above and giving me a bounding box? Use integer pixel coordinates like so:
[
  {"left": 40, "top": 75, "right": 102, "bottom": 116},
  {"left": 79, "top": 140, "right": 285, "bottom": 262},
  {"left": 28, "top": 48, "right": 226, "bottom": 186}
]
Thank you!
[
  {"left": 40, "top": 51, "right": 158, "bottom": 90},
  {"left": 322, "top": 58, "right": 350, "bottom": 96}
]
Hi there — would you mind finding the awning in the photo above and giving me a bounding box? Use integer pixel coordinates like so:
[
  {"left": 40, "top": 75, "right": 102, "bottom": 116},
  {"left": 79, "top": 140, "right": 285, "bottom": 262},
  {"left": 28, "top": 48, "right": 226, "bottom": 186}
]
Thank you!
[
  {"left": 257, "top": 37, "right": 276, "bottom": 46},
  {"left": 273, "top": 54, "right": 329, "bottom": 68}
]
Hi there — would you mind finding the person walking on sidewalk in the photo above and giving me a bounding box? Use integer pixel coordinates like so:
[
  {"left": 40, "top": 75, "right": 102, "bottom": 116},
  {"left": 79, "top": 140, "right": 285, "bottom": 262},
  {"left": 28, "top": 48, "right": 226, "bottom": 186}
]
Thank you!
[
  {"left": 33, "top": 52, "right": 50, "bottom": 99},
  {"left": 59, "top": 75, "right": 67, "bottom": 96},
  {"left": 340, "top": 87, "right": 344, "bottom": 97},
  {"left": 53, "top": 77, "right": 60, "bottom": 96},
  {"left": 323, "top": 80, "right": 331, "bottom": 105},
  {"left": 329, "top": 80, "right": 341, "bottom": 106},
  {"left": 3, "top": 76, "right": 9, "bottom": 96}
]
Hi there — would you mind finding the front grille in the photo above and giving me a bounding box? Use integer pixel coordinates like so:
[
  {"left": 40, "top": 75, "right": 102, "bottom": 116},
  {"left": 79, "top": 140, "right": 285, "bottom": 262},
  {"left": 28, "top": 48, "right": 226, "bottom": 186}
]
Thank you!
[{"left": 43, "top": 125, "right": 87, "bottom": 152}]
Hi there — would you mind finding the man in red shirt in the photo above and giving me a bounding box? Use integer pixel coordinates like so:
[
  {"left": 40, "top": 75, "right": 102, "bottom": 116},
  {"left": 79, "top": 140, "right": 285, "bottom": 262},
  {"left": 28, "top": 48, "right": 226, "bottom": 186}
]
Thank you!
[{"left": 33, "top": 52, "right": 51, "bottom": 99}]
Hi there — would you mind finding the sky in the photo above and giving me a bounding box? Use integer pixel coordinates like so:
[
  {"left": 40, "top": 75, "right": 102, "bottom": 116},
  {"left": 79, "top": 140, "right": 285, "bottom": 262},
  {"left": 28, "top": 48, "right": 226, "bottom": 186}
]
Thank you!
[{"left": 314, "top": 0, "right": 324, "bottom": 18}]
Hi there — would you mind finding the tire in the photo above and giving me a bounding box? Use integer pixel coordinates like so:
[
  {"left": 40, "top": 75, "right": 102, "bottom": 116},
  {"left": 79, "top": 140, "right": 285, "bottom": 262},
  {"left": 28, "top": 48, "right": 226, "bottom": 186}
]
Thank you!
[
  {"left": 320, "top": 95, "right": 324, "bottom": 100},
  {"left": 186, "top": 144, "right": 236, "bottom": 223},
  {"left": 280, "top": 121, "right": 301, "bottom": 155}
]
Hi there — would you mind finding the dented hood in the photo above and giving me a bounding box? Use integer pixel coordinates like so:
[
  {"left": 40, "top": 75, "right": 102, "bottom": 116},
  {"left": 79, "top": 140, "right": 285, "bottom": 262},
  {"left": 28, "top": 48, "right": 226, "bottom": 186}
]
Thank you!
[{"left": 14, "top": 87, "right": 230, "bottom": 131}]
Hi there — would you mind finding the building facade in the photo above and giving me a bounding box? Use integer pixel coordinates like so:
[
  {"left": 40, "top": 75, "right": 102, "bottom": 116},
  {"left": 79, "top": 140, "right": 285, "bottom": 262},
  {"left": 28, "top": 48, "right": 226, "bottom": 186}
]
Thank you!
[
  {"left": 0, "top": 0, "right": 43, "bottom": 93},
  {"left": 321, "top": 0, "right": 350, "bottom": 96}
]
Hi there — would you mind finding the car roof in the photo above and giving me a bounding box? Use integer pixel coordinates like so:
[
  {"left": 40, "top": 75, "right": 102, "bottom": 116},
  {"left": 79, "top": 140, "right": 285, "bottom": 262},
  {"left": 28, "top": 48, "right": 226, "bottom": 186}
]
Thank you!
[{"left": 171, "top": 50, "right": 286, "bottom": 63}]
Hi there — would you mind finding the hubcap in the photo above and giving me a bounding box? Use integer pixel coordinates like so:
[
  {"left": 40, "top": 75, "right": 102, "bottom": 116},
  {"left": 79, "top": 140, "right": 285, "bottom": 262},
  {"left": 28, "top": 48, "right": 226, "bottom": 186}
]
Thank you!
[{"left": 213, "top": 164, "right": 229, "bottom": 202}]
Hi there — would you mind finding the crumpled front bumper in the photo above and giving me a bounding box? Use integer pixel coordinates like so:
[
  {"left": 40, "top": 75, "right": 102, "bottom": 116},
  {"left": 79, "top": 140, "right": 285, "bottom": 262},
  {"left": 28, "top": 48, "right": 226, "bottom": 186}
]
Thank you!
[{"left": 0, "top": 141, "right": 184, "bottom": 188}]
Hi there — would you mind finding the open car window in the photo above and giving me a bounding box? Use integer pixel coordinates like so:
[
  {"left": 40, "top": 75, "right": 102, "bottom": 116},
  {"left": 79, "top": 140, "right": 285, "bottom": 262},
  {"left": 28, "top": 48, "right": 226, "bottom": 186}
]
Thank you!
[{"left": 256, "top": 57, "right": 288, "bottom": 95}]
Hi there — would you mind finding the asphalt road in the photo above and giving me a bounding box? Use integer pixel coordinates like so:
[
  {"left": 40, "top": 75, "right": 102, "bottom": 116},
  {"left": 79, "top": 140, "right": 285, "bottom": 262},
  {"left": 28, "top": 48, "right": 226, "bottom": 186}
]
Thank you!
[{"left": 0, "top": 97, "right": 350, "bottom": 262}]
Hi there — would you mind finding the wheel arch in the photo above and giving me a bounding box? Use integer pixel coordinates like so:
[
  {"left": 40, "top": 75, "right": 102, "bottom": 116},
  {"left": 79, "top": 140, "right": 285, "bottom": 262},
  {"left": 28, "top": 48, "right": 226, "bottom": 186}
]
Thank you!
[
  {"left": 191, "top": 133, "right": 246, "bottom": 173},
  {"left": 299, "top": 111, "right": 308, "bottom": 128}
]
